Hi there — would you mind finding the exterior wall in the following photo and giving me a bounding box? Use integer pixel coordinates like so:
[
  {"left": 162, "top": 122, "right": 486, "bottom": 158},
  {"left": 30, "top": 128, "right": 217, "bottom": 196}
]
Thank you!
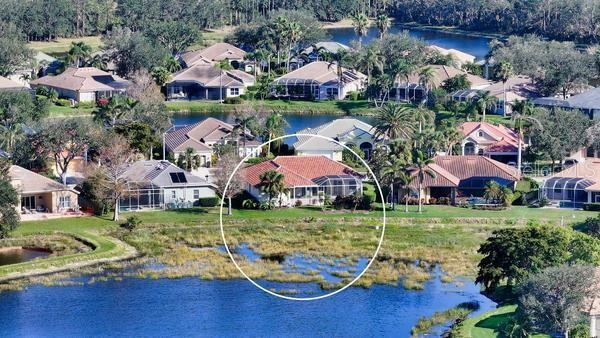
[
  {"left": 318, "top": 80, "right": 364, "bottom": 101},
  {"left": 591, "top": 315, "right": 599, "bottom": 338},
  {"left": 162, "top": 186, "right": 216, "bottom": 205},
  {"left": 296, "top": 149, "right": 338, "bottom": 160},
  {"left": 78, "top": 91, "right": 96, "bottom": 102},
  {"left": 19, "top": 190, "right": 78, "bottom": 213}
]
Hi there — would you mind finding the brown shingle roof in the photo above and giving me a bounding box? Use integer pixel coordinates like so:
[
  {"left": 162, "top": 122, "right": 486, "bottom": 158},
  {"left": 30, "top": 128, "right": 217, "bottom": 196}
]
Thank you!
[
  {"left": 9, "top": 165, "right": 76, "bottom": 194},
  {"left": 30, "top": 67, "right": 130, "bottom": 92},
  {"left": 181, "top": 43, "right": 246, "bottom": 66}
]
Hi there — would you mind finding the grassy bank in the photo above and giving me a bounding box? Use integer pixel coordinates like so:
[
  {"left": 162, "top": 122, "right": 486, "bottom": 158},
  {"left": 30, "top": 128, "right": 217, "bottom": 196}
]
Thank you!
[
  {"left": 48, "top": 104, "right": 94, "bottom": 117},
  {"left": 457, "top": 304, "right": 550, "bottom": 338},
  {"left": 27, "top": 36, "right": 103, "bottom": 56}
]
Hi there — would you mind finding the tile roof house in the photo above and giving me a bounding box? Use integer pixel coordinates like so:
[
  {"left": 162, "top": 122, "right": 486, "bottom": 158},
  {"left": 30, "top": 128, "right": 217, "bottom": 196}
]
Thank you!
[
  {"left": 9, "top": 165, "right": 79, "bottom": 217},
  {"left": 405, "top": 155, "right": 521, "bottom": 204},
  {"left": 428, "top": 45, "right": 476, "bottom": 66},
  {"left": 270, "top": 61, "right": 366, "bottom": 100},
  {"left": 294, "top": 118, "right": 379, "bottom": 161},
  {"left": 164, "top": 117, "right": 260, "bottom": 168},
  {"left": 30, "top": 67, "right": 130, "bottom": 102},
  {"left": 540, "top": 160, "right": 600, "bottom": 208},
  {"left": 240, "top": 155, "right": 363, "bottom": 206},
  {"left": 533, "top": 87, "right": 600, "bottom": 119},
  {"left": 459, "top": 122, "right": 522, "bottom": 163},
  {"left": 395, "top": 64, "right": 492, "bottom": 104},
  {"left": 0, "top": 76, "right": 28, "bottom": 92},
  {"left": 166, "top": 64, "right": 254, "bottom": 101},
  {"left": 119, "top": 160, "right": 216, "bottom": 211},
  {"left": 301, "top": 42, "right": 351, "bottom": 62},
  {"left": 181, "top": 43, "right": 246, "bottom": 68}
]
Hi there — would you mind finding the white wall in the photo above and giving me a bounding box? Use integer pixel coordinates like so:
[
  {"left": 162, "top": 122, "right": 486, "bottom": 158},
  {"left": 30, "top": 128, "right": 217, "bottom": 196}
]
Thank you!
[
  {"left": 163, "top": 186, "right": 215, "bottom": 204},
  {"left": 296, "top": 149, "right": 339, "bottom": 161}
]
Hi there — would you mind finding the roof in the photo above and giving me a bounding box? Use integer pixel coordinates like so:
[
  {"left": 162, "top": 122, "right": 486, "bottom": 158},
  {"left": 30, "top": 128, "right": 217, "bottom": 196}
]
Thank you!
[
  {"left": 168, "top": 64, "right": 254, "bottom": 87},
  {"left": 302, "top": 42, "right": 351, "bottom": 55},
  {"left": 460, "top": 122, "right": 520, "bottom": 153},
  {"left": 294, "top": 118, "right": 376, "bottom": 151},
  {"left": 181, "top": 43, "right": 246, "bottom": 67},
  {"left": 547, "top": 160, "right": 600, "bottom": 191},
  {"left": 30, "top": 67, "right": 130, "bottom": 92},
  {"left": 481, "top": 76, "right": 538, "bottom": 102},
  {"left": 122, "top": 160, "right": 212, "bottom": 188},
  {"left": 240, "top": 155, "right": 360, "bottom": 188},
  {"left": 429, "top": 45, "right": 476, "bottom": 64},
  {"left": 0, "top": 76, "right": 27, "bottom": 91},
  {"left": 396, "top": 65, "right": 492, "bottom": 89},
  {"left": 533, "top": 87, "right": 600, "bottom": 110},
  {"left": 271, "top": 61, "right": 366, "bottom": 86},
  {"left": 9, "top": 165, "right": 76, "bottom": 194}
]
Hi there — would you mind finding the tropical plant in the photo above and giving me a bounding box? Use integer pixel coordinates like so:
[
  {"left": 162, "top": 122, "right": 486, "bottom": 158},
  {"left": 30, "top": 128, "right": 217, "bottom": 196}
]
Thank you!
[
  {"left": 418, "top": 66, "right": 437, "bottom": 91},
  {"left": 511, "top": 100, "right": 540, "bottom": 172},
  {"left": 372, "top": 102, "right": 415, "bottom": 140},
  {"left": 351, "top": 12, "right": 370, "bottom": 48},
  {"left": 483, "top": 180, "right": 502, "bottom": 204},
  {"left": 93, "top": 94, "right": 138, "bottom": 128},
  {"left": 65, "top": 41, "right": 92, "bottom": 67},
  {"left": 495, "top": 60, "right": 514, "bottom": 117},
  {"left": 412, "top": 105, "right": 435, "bottom": 134},
  {"left": 176, "top": 147, "right": 202, "bottom": 171},
  {"left": 356, "top": 45, "right": 383, "bottom": 83},
  {"left": 258, "top": 169, "right": 288, "bottom": 207},
  {"left": 151, "top": 66, "right": 171, "bottom": 86},
  {"left": 374, "top": 14, "right": 391, "bottom": 38},
  {"left": 410, "top": 150, "right": 436, "bottom": 213},
  {"left": 327, "top": 49, "right": 350, "bottom": 100},
  {"left": 215, "top": 60, "right": 233, "bottom": 102},
  {"left": 263, "top": 112, "right": 288, "bottom": 154},
  {"left": 475, "top": 91, "right": 497, "bottom": 122}
]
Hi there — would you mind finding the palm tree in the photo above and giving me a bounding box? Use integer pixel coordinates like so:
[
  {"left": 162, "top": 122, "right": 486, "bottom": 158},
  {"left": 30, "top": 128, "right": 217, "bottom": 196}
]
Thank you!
[
  {"left": 476, "top": 91, "right": 497, "bottom": 122},
  {"left": 483, "top": 180, "right": 502, "bottom": 204},
  {"left": 512, "top": 100, "right": 540, "bottom": 172},
  {"left": 495, "top": 61, "right": 514, "bottom": 117},
  {"left": 253, "top": 48, "right": 271, "bottom": 75},
  {"left": 327, "top": 49, "right": 350, "bottom": 100},
  {"left": 413, "top": 105, "right": 435, "bottom": 134},
  {"left": 271, "top": 16, "right": 288, "bottom": 66},
  {"left": 85, "top": 53, "right": 109, "bottom": 70},
  {"left": 418, "top": 66, "right": 437, "bottom": 92},
  {"left": 285, "top": 22, "right": 302, "bottom": 71},
  {"left": 351, "top": 12, "right": 370, "bottom": 49},
  {"left": 177, "top": 147, "right": 202, "bottom": 171},
  {"left": 264, "top": 112, "right": 288, "bottom": 154},
  {"left": 373, "top": 103, "right": 415, "bottom": 140},
  {"left": 215, "top": 60, "right": 232, "bottom": 103},
  {"left": 258, "top": 169, "right": 287, "bottom": 207},
  {"left": 374, "top": 14, "right": 391, "bottom": 39},
  {"left": 389, "top": 59, "right": 415, "bottom": 101},
  {"left": 437, "top": 120, "right": 462, "bottom": 155},
  {"left": 93, "top": 95, "right": 138, "bottom": 128},
  {"left": 235, "top": 114, "right": 256, "bottom": 156},
  {"left": 356, "top": 45, "right": 383, "bottom": 84},
  {"left": 66, "top": 41, "right": 92, "bottom": 68},
  {"left": 411, "top": 150, "right": 436, "bottom": 213},
  {"left": 381, "top": 159, "right": 413, "bottom": 211}
]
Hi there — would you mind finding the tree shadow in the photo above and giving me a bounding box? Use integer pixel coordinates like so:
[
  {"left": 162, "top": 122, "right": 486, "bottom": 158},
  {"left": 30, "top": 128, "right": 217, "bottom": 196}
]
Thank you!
[
  {"left": 167, "top": 208, "right": 208, "bottom": 215},
  {"left": 475, "top": 312, "right": 513, "bottom": 330}
]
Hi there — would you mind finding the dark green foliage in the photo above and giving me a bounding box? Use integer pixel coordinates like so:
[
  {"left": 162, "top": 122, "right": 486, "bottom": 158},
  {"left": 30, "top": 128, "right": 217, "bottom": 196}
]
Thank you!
[
  {"left": 582, "top": 203, "right": 600, "bottom": 212},
  {"left": 121, "top": 215, "right": 142, "bottom": 231},
  {"left": 0, "top": 159, "right": 19, "bottom": 238},
  {"left": 574, "top": 215, "right": 600, "bottom": 237},
  {"left": 198, "top": 197, "right": 220, "bottom": 207},
  {"left": 0, "top": 22, "right": 33, "bottom": 77},
  {"left": 114, "top": 121, "right": 158, "bottom": 157},
  {"left": 79, "top": 172, "right": 112, "bottom": 215},
  {"left": 223, "top": 97, "right": 243, "bottom": 104}
]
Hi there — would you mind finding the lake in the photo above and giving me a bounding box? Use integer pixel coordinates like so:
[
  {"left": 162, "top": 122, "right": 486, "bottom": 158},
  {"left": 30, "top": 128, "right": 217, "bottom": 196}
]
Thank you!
[
  {"left": 0, "top": 272, "right": 494, "bottom": 336},
  {"left": 0, "top": 248, "right": 51, "bottom": 266}
]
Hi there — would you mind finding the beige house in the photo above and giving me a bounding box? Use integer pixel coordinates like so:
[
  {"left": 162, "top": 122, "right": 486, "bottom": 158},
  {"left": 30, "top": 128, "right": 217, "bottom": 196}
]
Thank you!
[
  {"left": 459, "top": 122, "right": 521, "bottom": 163},
  {"left": 166, "top": 64, "right": 254, "bottom": 101},
  {"left": 9, "top": 165, "right": 79, "bottom": 215},
  {"left": 30, "top": 67, "right": 130, "bottom": 102},
  {"left": 181, "top": 42, "right": 246, "bottom": 68},
  {"left": 270, "top": 61, "right": 366, "bottom": 100},
  {"left": 428, "top": 45, "right": 476, "bottom": 66},
  {"left": 0, "top": 76, "right": 29, "bottom": 92}
]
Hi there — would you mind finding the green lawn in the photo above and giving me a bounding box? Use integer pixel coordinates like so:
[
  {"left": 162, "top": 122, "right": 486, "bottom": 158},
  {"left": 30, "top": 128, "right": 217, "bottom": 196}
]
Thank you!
[
  {"left": 459, "top": 305, "right": 550, "bottom": 338},
  {"left": 27, "top": 36, "right": 104, "bottom": 56},
  {"left": 48, "top": 104, "right": 94, "bottom": 117}
]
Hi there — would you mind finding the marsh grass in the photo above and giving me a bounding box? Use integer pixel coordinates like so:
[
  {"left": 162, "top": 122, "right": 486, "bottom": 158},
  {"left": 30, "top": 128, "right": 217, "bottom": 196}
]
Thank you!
[{"left": 411, "top": 301, "right": 479, "bottom": 336}]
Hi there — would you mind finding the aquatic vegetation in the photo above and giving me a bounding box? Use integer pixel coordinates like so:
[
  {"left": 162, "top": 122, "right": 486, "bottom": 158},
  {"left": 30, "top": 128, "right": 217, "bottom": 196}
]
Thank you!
[{"left": 410, "top": 301, "right": 480, "bottom": 336}]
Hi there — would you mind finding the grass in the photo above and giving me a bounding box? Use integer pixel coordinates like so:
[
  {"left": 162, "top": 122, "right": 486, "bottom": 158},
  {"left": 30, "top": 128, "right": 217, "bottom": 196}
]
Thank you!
[
  {"left": 27, "top": 36, "right": 104, "bottom": 56},
  {"left": 458, "top": 305, "right": 550, "bottom": 338},
  {"left": 48, "top": 104, "right": 94, "bottom": 117}
]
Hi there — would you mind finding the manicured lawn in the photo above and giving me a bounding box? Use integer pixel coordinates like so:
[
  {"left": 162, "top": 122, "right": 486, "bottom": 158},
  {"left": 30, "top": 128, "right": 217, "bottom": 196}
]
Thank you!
[
  {"left": 48, "top": 104, "right": 94, "bottom": 117},
  {"left": 27, "top": 36, "right": 104, "bottom": 55},
  {"left": 459, "top": 305, "right": 550, "bottom": 338},
  {"left": 166, "top": 99, "right": 379, "bottom": 115}
]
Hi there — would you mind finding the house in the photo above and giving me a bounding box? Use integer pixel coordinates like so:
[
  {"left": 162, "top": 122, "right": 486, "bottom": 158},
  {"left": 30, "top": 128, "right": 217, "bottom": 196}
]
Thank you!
[
  {"left": 533, "top": 87, "right": 600, "bottom": 119},
  {"left": 405, "top": 155, "right": 521, "bottom": 204},
  {"left": 459, "top": 122, "right": 522, "bottom": 163},
  {"left": 540, "top": 160, "right": 600, "bottom": 208},
  {"left": 395, "top": 65, "right": 492, "bottom": 104},
  {"left": 584, "top": 268, "right": 600, "bottom": 338},
  {"left": 30, "top": 67, "right": 130, "bottom": 102},
  {"left": 240, "top": 155, "right": 363, "bottom": 206},
  {"left": 181, "top": 42, "right": 246, "bottom": 68},
  {"left": 0, "top": 76, "right": 28, "bottom": 92},
  {"left": 301, "top": 42, "right": 351, "bottom": 62},
  {"left": 164, "top": 117, "right": 260, "bottom": 167},
  {"left": 118, "top": 160, "right": 216, "bottom": 211},
  {"left": 166, "top": 64, "right": 254, "bottom": 101},
  {"left": 270, "top": 61, "right": 366, "bottom": 100},
  {"left": 428, "top": 45, "right": 476, "bottom": 66},
  {"left": 9, "top": 165, "right": 79, "bottom": 216},
  {"left": 294, "top": 118, "right": 379, "bottom": 160}
]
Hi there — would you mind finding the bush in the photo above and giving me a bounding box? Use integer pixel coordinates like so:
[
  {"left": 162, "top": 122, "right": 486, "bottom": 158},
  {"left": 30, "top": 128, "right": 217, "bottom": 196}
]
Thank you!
[
  {"left": 537, "top": 196, "right": 550, "bottom": 207},
  {"left": 583, "top": 203, "right": 600, "bottom": 211},
  {"left": 198, "top": 197, "right": 219, "bottom": 207},
  {"left": 428, "top": 197, "right": 437, "bottom": 205},
  {"left": 438, "top": 197, "right": 451, "bottom": 205},
  {"left": 36, "top": 86, "right": 58, "bottom": 101},
  {"left": 347, "top": 91, "right": 360, "bottom": 101},
  {"left": 574, "top": 215, "right": 600, "bottom": 238},
  {"left": 242, "top": 199, "right": 258, "bottom": 209},
  {"left": 55, "top": 98, "right": 72, "bottom": 107},
  {"left": 121, "top": 215, "right": 141, "bottom": 231},
  {"left": 472, "top": 204, "right": 507, "bottom": 211},
  {"left": 224, "top": 97, "right": 243, "bottom": 104},
  {"left": 75, "top": 101, "right": 95, "bottom": 109}
]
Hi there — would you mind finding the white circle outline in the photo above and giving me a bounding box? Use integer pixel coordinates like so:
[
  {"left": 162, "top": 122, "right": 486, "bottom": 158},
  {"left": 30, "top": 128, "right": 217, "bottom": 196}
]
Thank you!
[{"left": 219, "top": 133, "right": 387, "bottom": 301}]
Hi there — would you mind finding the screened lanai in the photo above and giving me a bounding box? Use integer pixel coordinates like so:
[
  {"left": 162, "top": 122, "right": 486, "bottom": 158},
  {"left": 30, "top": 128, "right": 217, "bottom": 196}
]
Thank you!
[
  {"left": 540, "top": 177, "right": 594, "bottom": 208},
  {"left": 288, "top": 175, "right": 363, "bottom": 204},
  {"left": 119, "top": 183, "right": 165, "bottom": 212},
  {"left": 270, "top": 78, "right": 320, "bottom": 99}
]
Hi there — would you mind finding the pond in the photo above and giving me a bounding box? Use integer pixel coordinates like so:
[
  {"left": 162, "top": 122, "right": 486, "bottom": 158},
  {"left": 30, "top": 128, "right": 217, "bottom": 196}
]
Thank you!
[
  {"left": 0, "top": 272, "right": 495, "bottom": 336},
  {"left": 327, "top": 25, "right": 493, "bottom": 60},
  {"left": 0, "top": 248, "right": 51, "bottom": 266}
]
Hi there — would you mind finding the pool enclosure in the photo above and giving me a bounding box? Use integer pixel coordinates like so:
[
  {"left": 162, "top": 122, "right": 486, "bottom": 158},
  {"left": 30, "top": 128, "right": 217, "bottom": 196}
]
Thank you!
[
  {"left": 287, "top": 175, "right": 364, "bottom": 205},
  {"left": 540, "top": 177, "right": 595, "bottom": 208}
]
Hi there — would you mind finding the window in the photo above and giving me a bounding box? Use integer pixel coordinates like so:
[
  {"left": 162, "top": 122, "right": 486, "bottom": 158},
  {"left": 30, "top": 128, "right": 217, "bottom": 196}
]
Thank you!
[
  {"left": 478, "top": 131, "right": 484, "bottom": 137},
  {"left": 21, "top": 196, "right": 36, "bottom": 210},
  {"left": 326, "top": 88, "right": 338, "bottom": 98},
  {"left": 59, "top": 196, "right": 71, "bottom": 209},
  {"left": 193, "top": 189, "right": 200, "bottom": 199},
  {"left": 230, "top": 88, "right": 240, "bottom": 96}
]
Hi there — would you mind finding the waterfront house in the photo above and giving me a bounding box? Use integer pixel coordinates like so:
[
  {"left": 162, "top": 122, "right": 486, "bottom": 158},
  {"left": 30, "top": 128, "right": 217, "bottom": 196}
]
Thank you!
[
  {"left": 294, "top": 118, "right": 379, "bottom": 160},
  {"left": 9, "top": 165, "right": 80, "bottom": 217},
  {"left": 164, "top": 117, "right": 260, "bottom": 168},
  {"left": 428, "top": 45, "right": 476, "bottom": 66},
  {"left": 240, "top": 155, "right": 363, "bottom": 206},
  {"left": 181, "top": 42, "right": 246, "bottom": 69},
  {"left": 270, "top": 61, "right": 366, "bottom": 100},
  {"left": 119, "top": 160, "right": 216, "bottom": 211},
  {"left": 540, "top": 160, "right": 600, "bottom": 208},
  {"left": 533, "top": 87, "right": 600, "bottom": 119},
  {"left": 30, "top": 67, "right": 130, "bottom": 103},
  {"left": 301, "top": 42, "right": 351, "bottom": 62},
  {"left": 406, "top": 155, "right": 521, "bottom": 204},
  {"left": 166, "top": 64, "right": 254, "bottom": 101},
  {"left": 395, "top": 65, "right": 492, "bottom": 104},
  {"left": 459, "top": 122, "right": 522, "bottom": 163}
]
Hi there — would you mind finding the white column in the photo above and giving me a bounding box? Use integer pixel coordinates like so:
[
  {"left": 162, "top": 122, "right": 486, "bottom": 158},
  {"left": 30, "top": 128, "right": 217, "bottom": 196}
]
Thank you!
[{"left": 591, "top": 316, "right": 597, "bottom": 338}]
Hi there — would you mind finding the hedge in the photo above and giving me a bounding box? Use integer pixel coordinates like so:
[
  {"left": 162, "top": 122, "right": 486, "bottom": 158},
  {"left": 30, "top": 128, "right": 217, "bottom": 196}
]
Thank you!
[
  {"left": 198, "top": 197, "right": 220, "bottom": 207},
  {"left": 583, "top": 203, "right": 600, "bottom": 211}
]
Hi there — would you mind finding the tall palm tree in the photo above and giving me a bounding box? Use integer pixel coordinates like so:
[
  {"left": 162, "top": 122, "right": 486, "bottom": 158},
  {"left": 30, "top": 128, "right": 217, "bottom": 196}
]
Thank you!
[
  {"left": 381, "top": 159, "right": 413, "bottom": 211},
  {"left": 375, "top": 14, "right": 391, "bottom": 39},
  {"left": 495, "top": 61, "right": 514, "bottom": 117},
  {"left": 285, "top": 22, "right": 302, "bottom": 71},
  {"left": 476, "top": 91, "right": 497, "bottom": 122},
  {"left": 411, "top": 150, "right": 436, "bottom": 213},
  {"left": 93, "top": 95, "right": 138, "bottom": 128},
  {"left": 418, "top": 66, "right": 437, "bottom": 92},
  {"left": 373, "top": 103, "right": 415, "bottom": 140},
  {"left": 258, "top": 169, "right": 287, "bottom": 207},
  {"left": 264, "top": 112, "right": 288, "bottom": 154},
  {"left": 215, "top": 60, "right": 232, "bottom": 103},
  {"left": 327, "top": 49, "right": 350, "bottom": 100},
  {"left": 271, "top": 16, "right": 288, "bottom": 66},
  {"left": 389, "top": 59, "right": 415, "bottom": 101},
  {"left": 512, "top": 100, "right": 540, "bottom": 172},
  {"left": 413, "top": 105, "right": 435, "bottom": 134},
  {"left": 351, "top": 12, "right": 370, "bottom": 49},
  {"left": 66, "top": 41, "right": 92, "bottom": 68},
  {"left": 177, "top": 147, "right": 202, "bottom": 171},
  {"left": 253, "top": 48, "right": 271, "bottom": 75},
  {"left": 437, "top": 120, "right": 462, "bottom": 155},
  {"left": 356, "top": 45, "right": 383, "bottom": 84},
  {"left": 235, "top": 114, "right": 256, "bottom": 156}
]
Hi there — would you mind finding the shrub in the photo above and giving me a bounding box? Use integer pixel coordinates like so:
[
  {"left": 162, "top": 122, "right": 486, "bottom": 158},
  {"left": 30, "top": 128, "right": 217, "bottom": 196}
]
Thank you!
[
  {"left": 574, "top": 215, "right": 600, "bottom": 238},
  {"left": 583, "top": 203, "right": 600, "bottom": 211},
  {"left": 75, "top": 101, "right": 96, "bottom": 109},
  {"left": 55, "top": 98, "right": 72, "bottom": 107},
  {"left": 36, "top": 86, "right": 58, "bottom": 101},
  {"left": 428, "top": 197, "right": 437, "bottom": 205},
  {"left": 537, "top": 196, "right": 550, "bottom": 207},
  {"left": 223, "top": 97, "right": 243, "bottom": 104},
  {"left": 242, "top": 199, "right": 258, "bottom": 209},
  {"left": 347, "top": 91, "right": 360, "bottom": 101},
  {"left": 438, "top": 197, "right": 451, "bottom": 205},
  {"left": 294, "top": 200, "right": 303, "bottom": 207},
  {"left": 198, "top": 197, "right": 219, "bottom": 207},
  {"left": 360, "top": 194, "right": 374, "bottom": 210},
  {"left": 121, "top": 215, "right": 142, "bottom": 231}
]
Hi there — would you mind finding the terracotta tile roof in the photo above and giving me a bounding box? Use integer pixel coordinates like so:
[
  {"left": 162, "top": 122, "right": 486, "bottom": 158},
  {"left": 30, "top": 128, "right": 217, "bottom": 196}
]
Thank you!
[
  {"left": 272, "top": 61, "right": 366, "bottom": 86},
  {"left": 181, "top": 43, "right": 246, "bottom": 66},
  {"left": 30, "top": 67, "right": 130, "bottom": 92},
  {"left": 9, "top": 165, "right": 77, "bottom": 194},
  {"left": 240, "top": 155, "right": 360, "bottom": 188},
  {"left": 460, "top": 122, "right": 520, "bottom": 153}
]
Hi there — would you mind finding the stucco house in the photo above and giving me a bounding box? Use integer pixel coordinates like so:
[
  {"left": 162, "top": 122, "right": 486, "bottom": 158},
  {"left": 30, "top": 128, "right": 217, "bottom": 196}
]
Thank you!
[
  {"left": 30, "top": 67, "right": 130, "bottom": 102},
  {"left": 9, "top": 165, "right": 79, "bottom": 216},
  {"left": 428, "top": 45, "right": 476, "bottom": 66},
  {"left": 164, "top": 117, "right": 260, "bottom": 168},
  {"left": 294, "top": 118, "right": 379, "bottom": 161},
  {"left": 240, "top": 155, "right": 363, "bottom": 206},
  {"left": 301, "top": 42, "right": 351, "bottom": 62},
  {"left": 405, "top": 155, "right": 521, "bottom": 204},
  {"left": 166, "top": 64, "right": 254, "bottom": 101},
  {"left": 270, "top": 61, "right": 366, "bottom": 100},
  {"left": 0, "top": 76, "right": 29, "bottom": 92},
  {"left": 459, "top": 122, "right": 522, "bottom": 163},
  {"left": 119, "top": 160, "right": 216, "bottom": 211},
  {"left": 533, "top": 87, "right": 600, "bottom": 119},
  {"left": 181, "top": 42, "right": 246, "bottom": 68},
  {"left": 539, "top": 160, "right": 600, "bottom": 208}
]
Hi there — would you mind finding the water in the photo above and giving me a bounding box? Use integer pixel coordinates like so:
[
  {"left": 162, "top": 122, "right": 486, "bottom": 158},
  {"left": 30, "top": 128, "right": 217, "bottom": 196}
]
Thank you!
[
  {"left": 327, "top": 25, "right": 492, "bottom": 60},
  {"left": 0, "top": 248, "right": 51, "bottom": 266},
  {"left": 0, "top": 274, "right": 495, "bottom": 337}
]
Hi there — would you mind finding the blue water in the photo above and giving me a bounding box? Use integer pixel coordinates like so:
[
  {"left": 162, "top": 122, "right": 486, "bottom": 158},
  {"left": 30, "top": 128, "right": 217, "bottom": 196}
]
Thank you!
[
  {"left": 0, "top": 274, "right": 495, "bottom": 337},
  {"left": 327, "top": 25, "right": 492, "bottom": 60}
]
